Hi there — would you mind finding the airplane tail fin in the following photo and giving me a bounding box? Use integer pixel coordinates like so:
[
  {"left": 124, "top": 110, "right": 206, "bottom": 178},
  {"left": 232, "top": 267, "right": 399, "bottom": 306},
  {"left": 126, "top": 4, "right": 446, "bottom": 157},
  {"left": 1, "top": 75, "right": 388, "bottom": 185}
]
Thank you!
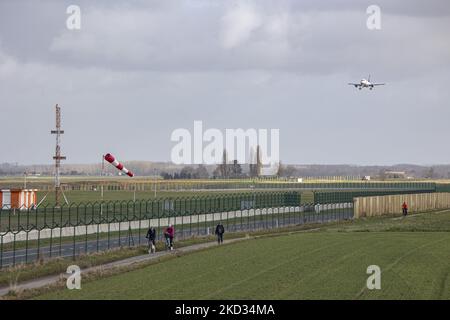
[{"left": 368, "top": 74, "right": 371, "bottom": 82}]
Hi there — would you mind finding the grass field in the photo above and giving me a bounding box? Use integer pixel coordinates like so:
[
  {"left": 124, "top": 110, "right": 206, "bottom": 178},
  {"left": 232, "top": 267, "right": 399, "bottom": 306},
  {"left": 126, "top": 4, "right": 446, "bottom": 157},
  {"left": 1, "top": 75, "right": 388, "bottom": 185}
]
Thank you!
[
  {"left": 36, "top": 190, "right": 251, "bottom": 205},
  {"left": 1, "top": 175, "right": 444, "bottom": 207},
  {"left": 34, "top": 210, "right": 450, "bottom": 300},
  {"left": 33, "top": 190, "right": 314, "bottom": 206}
]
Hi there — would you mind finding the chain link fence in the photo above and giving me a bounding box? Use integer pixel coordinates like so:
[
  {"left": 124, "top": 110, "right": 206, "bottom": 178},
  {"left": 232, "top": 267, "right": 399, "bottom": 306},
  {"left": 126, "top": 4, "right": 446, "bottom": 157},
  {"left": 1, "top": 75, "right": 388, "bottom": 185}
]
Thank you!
[
  {"left": 3, "top": 180, "right": 439, "bottom": 192},
  {"left": 0, "top": 190, "right": 357, "bottom": 268}
]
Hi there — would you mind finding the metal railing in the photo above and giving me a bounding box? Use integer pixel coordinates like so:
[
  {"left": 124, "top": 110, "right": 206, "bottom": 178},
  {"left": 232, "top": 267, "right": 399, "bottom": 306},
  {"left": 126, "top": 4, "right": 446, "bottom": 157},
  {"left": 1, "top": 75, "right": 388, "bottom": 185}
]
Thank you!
[
  {"left": 313, "top": 188, "right": 435, "bottom": 204},
  {"left": 0, "top": 191, "right": 357, "bottom": 268}
]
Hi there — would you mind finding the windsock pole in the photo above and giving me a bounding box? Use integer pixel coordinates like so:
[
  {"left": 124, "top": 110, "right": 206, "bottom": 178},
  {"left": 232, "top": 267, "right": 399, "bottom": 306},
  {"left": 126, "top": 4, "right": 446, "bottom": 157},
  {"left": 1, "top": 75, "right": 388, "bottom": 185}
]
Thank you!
[
  {"left": 101, "top": 154, "right": 105, "bottom": 198},
  {"left": 104, "top": 153, "right": 134, "bottom": 177},
  {"left": 100, "top": 155, "right": 105, "bottom": 215}
]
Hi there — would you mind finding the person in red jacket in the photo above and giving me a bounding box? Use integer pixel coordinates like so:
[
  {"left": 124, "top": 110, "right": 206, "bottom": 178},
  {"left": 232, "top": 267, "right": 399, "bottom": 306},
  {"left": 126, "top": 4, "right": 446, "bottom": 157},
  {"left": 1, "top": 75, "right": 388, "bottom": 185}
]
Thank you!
[
  {"left": 164, "top": 224, "right": 175, "bottom": 250},
  {"left": 402, "top": 201, "right": 408, "bottom": 216}
]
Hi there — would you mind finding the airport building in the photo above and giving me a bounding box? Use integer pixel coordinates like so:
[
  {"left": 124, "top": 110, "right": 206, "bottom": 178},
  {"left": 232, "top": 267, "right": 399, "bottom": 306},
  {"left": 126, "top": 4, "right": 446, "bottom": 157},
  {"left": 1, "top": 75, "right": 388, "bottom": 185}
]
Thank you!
[{"left": 0, "top": 189, "right": 38, "bottom": 209}]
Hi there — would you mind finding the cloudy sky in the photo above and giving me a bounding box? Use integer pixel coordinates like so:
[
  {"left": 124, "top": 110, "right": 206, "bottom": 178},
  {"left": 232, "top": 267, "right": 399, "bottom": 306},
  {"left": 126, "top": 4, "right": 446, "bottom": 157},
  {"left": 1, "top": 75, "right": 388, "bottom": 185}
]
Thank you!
[{"left": 1, "top": 0, "right": 449, "bottom": 165}]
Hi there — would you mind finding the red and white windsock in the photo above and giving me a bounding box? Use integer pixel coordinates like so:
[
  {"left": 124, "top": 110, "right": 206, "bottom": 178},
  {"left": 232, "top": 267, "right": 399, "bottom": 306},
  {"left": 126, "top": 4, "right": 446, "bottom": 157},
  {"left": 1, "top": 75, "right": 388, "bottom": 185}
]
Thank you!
[{"left": 104, "top": 153, "right": 134, "bottom": 177}]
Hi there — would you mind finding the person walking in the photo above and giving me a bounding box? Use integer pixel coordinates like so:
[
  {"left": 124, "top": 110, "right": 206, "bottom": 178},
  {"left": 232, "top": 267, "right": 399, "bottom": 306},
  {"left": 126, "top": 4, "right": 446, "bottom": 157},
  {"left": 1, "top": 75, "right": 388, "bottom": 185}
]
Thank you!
[
  {"left": 215, "top": 222, "right": 225, "bottom": 244},
  {"left": 402, "top": 201, "right": 408, "bottom": 217},
  {"left": 146, "top": 227, "right": 156, "bottom": 254},
  {"left": 165, "top": 224, "right": 175, "bottom": 250}
]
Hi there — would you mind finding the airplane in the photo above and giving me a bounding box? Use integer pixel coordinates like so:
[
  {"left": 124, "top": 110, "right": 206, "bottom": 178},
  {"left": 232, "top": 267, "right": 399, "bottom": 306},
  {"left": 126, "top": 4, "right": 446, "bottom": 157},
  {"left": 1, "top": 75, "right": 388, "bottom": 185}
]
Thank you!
[{"left": 348, "top": 75, "right": 385, "bottom": 90}]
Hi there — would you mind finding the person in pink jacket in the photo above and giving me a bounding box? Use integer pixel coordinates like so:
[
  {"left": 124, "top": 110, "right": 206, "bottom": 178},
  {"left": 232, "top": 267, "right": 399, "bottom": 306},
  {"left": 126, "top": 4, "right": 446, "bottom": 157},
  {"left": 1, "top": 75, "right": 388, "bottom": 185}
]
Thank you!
[{"left": 164, "top": 224, "right": 175, "bottom": 250}]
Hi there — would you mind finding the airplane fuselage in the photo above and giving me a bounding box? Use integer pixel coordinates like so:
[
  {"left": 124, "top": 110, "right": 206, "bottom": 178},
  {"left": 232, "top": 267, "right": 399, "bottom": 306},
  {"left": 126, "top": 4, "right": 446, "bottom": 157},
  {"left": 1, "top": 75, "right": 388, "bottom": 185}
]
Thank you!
[
  {"left": 354, "top": 79, "right": 375, "bottom": 90},
  {"left": 349, "top": 76, "right": 385, "bottom": 90}
]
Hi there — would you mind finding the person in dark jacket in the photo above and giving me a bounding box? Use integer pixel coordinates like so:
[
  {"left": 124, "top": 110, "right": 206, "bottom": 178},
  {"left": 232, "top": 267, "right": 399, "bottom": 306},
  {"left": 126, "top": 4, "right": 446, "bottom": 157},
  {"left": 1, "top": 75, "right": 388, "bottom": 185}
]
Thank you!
[
  {"left": 215, "top": 222, "right": 225, "bottom": 244},
  {"left": 146, "top": 227, "right": 156, "bottom": 253}
]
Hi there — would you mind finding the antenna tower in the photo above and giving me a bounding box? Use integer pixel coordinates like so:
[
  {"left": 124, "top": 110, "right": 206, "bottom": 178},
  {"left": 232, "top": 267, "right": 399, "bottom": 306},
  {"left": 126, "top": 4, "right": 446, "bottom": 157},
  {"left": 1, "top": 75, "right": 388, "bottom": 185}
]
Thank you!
[{"left": 51, "top": 104, "right": 66, "bottom": 207}]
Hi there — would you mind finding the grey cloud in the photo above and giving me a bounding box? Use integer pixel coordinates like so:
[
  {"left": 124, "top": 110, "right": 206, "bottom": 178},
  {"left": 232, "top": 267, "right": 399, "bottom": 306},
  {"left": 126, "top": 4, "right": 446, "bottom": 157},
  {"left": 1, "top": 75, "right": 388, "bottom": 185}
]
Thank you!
[{"left": 0, "top": 0, "right": 449, "bottom": 165}]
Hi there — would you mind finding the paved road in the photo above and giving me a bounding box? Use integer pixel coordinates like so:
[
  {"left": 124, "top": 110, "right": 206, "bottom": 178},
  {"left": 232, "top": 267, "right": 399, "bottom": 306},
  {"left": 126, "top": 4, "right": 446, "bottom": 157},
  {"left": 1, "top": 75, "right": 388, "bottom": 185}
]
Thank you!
[{"left": 0, "top": 209, "right": 353, "bottom": 268}]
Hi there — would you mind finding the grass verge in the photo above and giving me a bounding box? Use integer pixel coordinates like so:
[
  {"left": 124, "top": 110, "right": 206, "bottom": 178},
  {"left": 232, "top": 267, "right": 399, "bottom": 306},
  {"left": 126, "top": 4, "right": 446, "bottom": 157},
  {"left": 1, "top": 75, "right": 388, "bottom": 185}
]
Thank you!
[{"left": 0, "top": 221, "right": 334, "bottom": 296}]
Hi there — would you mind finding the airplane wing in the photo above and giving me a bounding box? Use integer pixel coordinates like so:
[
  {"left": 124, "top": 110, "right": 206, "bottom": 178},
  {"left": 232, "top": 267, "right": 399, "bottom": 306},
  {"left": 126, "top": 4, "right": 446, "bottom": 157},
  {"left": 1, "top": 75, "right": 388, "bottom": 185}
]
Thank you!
[
  {"left": 348, "top": 83, "right": 360, "bottom": 86},
  {"left": 371, "top": 83, "right": 385, "bottom": 86}
]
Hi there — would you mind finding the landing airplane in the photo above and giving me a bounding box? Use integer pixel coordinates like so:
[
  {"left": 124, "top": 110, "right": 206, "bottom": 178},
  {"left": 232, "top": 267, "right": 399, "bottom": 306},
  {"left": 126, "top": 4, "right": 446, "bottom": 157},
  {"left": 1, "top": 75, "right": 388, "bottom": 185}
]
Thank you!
[{"left": 348, "top": 75, "right": 385, "bottom": 90}]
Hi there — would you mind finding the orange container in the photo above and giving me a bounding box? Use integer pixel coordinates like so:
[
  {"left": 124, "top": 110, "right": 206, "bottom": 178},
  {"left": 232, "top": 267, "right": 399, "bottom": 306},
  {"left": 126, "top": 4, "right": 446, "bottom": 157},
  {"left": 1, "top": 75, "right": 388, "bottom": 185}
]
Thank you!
[{"left": 0, "top": 189, "right": 38, "bottom": 209}]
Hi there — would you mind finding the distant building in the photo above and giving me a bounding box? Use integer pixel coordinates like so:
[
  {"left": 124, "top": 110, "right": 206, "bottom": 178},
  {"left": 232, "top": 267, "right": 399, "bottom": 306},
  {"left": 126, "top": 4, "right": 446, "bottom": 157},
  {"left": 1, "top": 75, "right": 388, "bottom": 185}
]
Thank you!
[{"left": 0, "top": 189, "right": 38, "bottom": 210}]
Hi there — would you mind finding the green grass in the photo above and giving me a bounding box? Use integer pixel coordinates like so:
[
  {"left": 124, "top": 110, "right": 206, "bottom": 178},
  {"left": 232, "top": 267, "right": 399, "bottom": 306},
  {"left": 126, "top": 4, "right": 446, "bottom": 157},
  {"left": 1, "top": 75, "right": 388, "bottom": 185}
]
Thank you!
[
  {"left": 33, "top": 210, "right": 450, "bottom": 300},
  {"left": 0, "top": 234, "right": 234, "bottom": 288},
  {"left": 325, "top": 209, "right": 450, "bottom": 233},
  {"left": 35, "top": 190, "right": 254, "bottom": 206},
  {"left": 35, "top": 189, "right": 313, "bottom": 208},
  {"left": 0, "top": 223, "right": 328, "bottom": 290},
  {"left": 1, "top": 247, "right": 146, "bottom": 289},
  {"left": 1, "top": 175, "right": 440, "bottom": 207}
]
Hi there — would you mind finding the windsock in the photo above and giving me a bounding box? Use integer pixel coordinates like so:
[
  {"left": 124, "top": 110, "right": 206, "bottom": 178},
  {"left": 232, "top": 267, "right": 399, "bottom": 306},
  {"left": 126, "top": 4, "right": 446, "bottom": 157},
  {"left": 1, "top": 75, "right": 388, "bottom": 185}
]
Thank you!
[{"left": 104, "top": 153, "right": 134, "bottom": 177}]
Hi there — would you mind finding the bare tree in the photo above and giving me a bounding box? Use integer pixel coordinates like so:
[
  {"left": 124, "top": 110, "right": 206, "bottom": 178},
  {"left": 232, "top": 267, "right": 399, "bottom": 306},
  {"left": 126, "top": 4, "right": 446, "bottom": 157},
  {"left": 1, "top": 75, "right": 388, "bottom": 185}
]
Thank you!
[
  {"left": 256, "top": 145, "right": 262, "bottom": 177},
  {"left": 230, "top": 160, "right": 243, "bottom": 178},
  {"left": 276, "top": 161, "right": 284, "bottom": 177},
  {"left": 249, "top": 145, "right": 262, "bottom": 178},
  {"left": 378, "top": 169, "right": 386, "bottom": 181},
  {"left": 195, "top": 165, "right": 209, "bottom": 179},
  {"left": 214, "top": 149, "right": 229, "bottom": 178},
  {"left": 425, "top": 167, "right": 434, "bottom": 179}
]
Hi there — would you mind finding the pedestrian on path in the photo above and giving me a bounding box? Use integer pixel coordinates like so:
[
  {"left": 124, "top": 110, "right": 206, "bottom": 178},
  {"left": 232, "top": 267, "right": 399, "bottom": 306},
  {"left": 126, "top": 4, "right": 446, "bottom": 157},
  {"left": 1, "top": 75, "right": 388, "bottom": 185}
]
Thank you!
[
  {"left": 146, "top": 227, "right": 156, "bottom": 254},
  {"left": 215, "top": 222, "right": 225, "bottom": 244},
  {"left": 402, "top": 201, "right": 408, "bottom": 217},
  {"left": 164, "top": 224, "right": 175, "bottom": 250}
]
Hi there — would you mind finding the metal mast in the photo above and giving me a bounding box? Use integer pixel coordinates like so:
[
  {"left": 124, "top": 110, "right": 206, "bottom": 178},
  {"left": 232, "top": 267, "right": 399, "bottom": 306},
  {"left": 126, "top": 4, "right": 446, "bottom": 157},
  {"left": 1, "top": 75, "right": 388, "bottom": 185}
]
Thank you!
[{"left": 51, "top": 104, "right": 66, "bottom": 207}]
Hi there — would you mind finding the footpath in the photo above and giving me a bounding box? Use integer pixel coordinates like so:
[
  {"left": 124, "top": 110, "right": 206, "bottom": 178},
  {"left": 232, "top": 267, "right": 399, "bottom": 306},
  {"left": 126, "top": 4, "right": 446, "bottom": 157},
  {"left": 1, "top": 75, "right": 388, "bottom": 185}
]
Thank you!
[{"left": 0, "top": 237, "right": 247, "bottom": 297}]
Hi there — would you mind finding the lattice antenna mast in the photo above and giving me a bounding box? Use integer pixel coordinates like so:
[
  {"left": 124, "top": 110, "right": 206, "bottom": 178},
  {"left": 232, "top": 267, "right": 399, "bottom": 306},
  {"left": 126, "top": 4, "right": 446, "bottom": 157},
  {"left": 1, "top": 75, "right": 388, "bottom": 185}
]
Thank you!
[{"left": 51, "top": 104, "right": 66, "bottom": 207}]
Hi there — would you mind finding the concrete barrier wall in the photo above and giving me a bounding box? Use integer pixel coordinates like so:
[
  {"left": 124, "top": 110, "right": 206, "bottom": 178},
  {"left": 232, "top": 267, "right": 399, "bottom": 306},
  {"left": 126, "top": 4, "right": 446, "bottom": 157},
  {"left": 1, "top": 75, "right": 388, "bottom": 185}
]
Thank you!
[{"left": 353, "top": 193, "right": 450, "bottom": 218}]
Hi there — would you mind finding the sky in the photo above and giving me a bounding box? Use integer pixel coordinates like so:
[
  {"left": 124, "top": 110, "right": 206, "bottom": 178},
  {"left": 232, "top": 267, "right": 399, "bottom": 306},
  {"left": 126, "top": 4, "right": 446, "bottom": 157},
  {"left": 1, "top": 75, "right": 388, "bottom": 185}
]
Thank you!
[{"left": 0, "top": 0, "right": 449, "bottom": 166}]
